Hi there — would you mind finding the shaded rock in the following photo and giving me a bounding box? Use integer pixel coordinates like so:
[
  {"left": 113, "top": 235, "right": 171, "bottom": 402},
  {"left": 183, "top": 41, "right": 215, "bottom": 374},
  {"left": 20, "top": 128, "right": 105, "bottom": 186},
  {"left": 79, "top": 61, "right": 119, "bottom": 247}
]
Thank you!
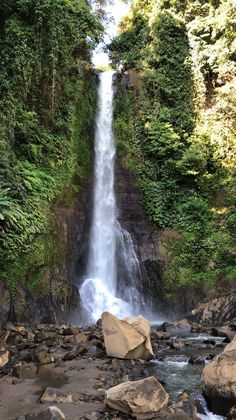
[
  {"left": 13, "top": 363, "right": 37, "bottom": 379},
  {"left": 229, "top": 319, "right": 236, "bottom": 331},
  {"left": 188, "top": 293, "right": 236, "bottom": 324},
  {"left": 74, "top": 332, "right": 88, "bottom": 344},
  {"left": 0, "top": 350, "right": 10, "bottom": 367},
  {"left": 62, "top": 350, "right": 80, "bottom": 361},
  {"left": 212, "top": 327, "right": 236, "bottom": 342},
  {"left": 17, "top": 341, "right": 33, "bottom": 351},
  {"left": 188, "top": 355, "right": 206, "bottom": 365},
  {"left": 203, "top": 339, "right": 216, "bottom": 346},
  {"left": 105, "top": 376, "right": 169, "bottom": 418},
  {"left": 162, "top": 319, "right": 191, "bottom": 334},
  {"left": 170, "top": 399, "right": 199, "bottom": 419},
  {"left": 17, "top": 349, "right": 34, "bottom": 363},
  {"left": 227, "top": 405, "right": 236, "bottom": 419},
  {"left": 191, "top": 322, "right": 210, "bottom": 333},
  {"left": 40, "top": 387, "right": 75, "bottom": 404},
  {"left": 37, "top": 351, "right": 55, "bottom": 365},
  {"left": 202, "top": 337, "right": 236, "bottom": 416},
  {"left": 102, "top": 312, "right": 153, "bottom": 361},
  {"left": 25, "top": 406, "right": 66, "bottom": 419},
  {"left": 0, "top": 280, "right": 10, "bottom": 330},
  {"left": 27, "top": 331, "right": 35, "bottom": 341},
  {"left": 169, "top": 339, "right": 185, "bottom": 350},
  {"left": 79, "top": 389, "right": 105, "bottom": 403},
  {"left": 150, "top": 331, "right": 171, "bottom": 341}
]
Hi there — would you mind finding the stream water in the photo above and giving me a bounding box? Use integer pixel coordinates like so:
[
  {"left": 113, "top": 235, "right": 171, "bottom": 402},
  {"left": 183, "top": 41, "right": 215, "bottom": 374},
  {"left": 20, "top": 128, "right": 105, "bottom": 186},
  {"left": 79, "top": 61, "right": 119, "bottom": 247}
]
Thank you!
[{"left": 149, "top": 333, "right": 225, "bottom": 419}]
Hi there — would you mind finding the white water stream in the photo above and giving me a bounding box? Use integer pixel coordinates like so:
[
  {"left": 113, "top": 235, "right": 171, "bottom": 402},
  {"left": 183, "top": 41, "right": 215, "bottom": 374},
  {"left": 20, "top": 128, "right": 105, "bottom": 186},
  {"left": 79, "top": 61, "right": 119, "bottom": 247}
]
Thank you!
[{"left": 79, "top": 71, "right": 143, "bottom": 322}]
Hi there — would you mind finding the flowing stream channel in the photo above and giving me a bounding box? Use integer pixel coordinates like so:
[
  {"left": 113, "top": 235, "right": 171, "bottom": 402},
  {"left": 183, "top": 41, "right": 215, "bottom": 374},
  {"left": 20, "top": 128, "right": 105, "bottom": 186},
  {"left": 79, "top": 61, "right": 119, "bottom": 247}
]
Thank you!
[
  {"left": 148, "top": 332, "right": 225, "bottom": 420},
  {"left": 79, "top": 70, "right": 144, "bottom": 322}
]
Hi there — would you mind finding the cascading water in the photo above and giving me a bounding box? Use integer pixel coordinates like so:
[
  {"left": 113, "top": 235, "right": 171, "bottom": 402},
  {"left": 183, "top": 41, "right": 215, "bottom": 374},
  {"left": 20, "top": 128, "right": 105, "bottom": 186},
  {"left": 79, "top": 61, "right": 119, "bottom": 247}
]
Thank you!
[{"left": 79, "top": 70, "right": 143, "bottom": 322}]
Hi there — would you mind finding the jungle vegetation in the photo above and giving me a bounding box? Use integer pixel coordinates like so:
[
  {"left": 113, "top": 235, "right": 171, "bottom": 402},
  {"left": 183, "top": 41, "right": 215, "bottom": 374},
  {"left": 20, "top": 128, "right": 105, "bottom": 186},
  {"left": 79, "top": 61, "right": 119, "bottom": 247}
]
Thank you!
[
  {"left": 110, "top": 0, "right": 236, "bottom": 296},
  {"left": 0, "top": 0, "right": 103, "bottom": 295}
]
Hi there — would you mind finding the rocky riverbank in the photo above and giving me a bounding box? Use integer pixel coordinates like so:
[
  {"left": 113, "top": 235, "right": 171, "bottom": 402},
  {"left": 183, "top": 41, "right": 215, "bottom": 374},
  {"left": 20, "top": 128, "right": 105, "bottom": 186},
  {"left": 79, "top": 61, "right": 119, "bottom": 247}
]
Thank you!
[{"left": 1, "top": 314, "right": 236, "bottom": 419}]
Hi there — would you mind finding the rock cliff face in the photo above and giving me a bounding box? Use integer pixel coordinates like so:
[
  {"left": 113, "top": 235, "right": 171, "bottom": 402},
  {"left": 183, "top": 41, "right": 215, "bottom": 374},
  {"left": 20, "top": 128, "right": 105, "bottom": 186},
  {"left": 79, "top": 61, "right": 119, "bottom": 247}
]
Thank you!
[
  {"left": 115, "top": 160, "right": 164, "bottom": 311},
  {"left": 0, "top": 177, "right": 92, "bottom": 328},
  {"left": 115, "top": 159, "right": 215, "bottom": 317}
]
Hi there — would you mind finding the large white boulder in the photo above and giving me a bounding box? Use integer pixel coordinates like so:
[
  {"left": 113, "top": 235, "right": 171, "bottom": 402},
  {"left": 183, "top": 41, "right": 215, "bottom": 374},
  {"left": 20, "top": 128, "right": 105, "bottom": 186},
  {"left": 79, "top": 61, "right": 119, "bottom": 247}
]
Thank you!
[
  {"left": 105, "top": 376, "right": 169, "bottom": 418},
  {"left": 202, "top": 336, "right": 236, "bottom": 416},
  {"left": 101, "top": 312, "right": 154, "bottom": 360}
]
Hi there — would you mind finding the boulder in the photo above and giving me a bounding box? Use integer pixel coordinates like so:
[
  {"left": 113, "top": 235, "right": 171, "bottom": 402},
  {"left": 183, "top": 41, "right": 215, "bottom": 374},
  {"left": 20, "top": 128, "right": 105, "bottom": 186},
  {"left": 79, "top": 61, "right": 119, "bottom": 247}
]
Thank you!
[
  {"left": 188, "top": 293, "right": 236, "bottom": 324},
  {"left": 162, "top": 319, "right": 192, "bottom": 334},
  {"left": 189, "top": 355, "right": 207, "bottom": 365},
  {"left": 105, "top": 376, "right": 169, "bottom": 418},
  {"left": 0, "top": 350, "right": 10, "bottom": 367},
  {"left": 40, "top": 387, "right": 75, "bottom": 404},
  {"left": 25, "top": 406, "right": 66, "bottom": 419},
  {"left": 151, "top": 331, "right": 171, "bottom": 341},
  {"left": 36, "top": 351, "right": 55, "bottom": 365},
  {"left": 212, "top": 327, "right": 236, "bottom": 342},
  {"left": 169, "top": 339, "right": 185, "bottom": 350},
  {"left": 74, "top": 332, "right": 88, "bottom": 344},
  {"left": 202, "top": 336, "right": 236, "bottom": 416},
  {"left": 101, "top": 312, "right": 153, "bottom": 360}
]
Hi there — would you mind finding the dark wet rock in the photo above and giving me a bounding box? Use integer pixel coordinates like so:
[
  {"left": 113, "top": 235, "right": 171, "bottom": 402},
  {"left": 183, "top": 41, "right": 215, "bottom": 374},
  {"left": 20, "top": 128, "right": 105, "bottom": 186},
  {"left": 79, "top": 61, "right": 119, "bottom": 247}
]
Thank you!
[
  {"left": 188, "top": 355, "right": 206, "bottom": 365},
  {"left": 162, "top": 319, "right": 192, "bottom": 334},
  {"left": 229, "top": 319, "right": 236, "bottom": 331},
  {"left": 58, "top": 326, "right": 77, "bottom": 336},
  {"left": 12, "top": 363, "right": 37, "bottom": 379},
  {"left": 151, "top": 331, "right": 171, "bottom": 341},
  {"left": 16, "top": 341, "right": 32, "bottom": 351},
  {"left": 169, "top": 340, "right": 185, "bottom": 350},
  {"left": 203, "top": 339, "right": 216, "bottom": 346},
  {"left": 212, "top": 327, "right": 236, "bottom": 342},
  {"left": 62, "top": 350, "right": 80, "bottom": 361},
  {"left": 17, "top": 349, "right": 34, "bottom": 363}
]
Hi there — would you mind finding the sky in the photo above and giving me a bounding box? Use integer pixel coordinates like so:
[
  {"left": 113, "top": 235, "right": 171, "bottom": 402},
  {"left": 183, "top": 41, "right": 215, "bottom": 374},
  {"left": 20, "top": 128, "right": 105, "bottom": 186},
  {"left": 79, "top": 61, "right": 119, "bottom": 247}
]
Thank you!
[{"left": 92, "top": 0, "right": 130, "bottom": 67}]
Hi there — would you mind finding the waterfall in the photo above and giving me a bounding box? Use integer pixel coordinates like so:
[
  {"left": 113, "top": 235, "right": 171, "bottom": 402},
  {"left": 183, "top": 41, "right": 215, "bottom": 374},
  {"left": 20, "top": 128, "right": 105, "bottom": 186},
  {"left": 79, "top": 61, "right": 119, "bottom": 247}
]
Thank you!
[{"left": 79, "top": 70, "right": 143, "bottom": 322}]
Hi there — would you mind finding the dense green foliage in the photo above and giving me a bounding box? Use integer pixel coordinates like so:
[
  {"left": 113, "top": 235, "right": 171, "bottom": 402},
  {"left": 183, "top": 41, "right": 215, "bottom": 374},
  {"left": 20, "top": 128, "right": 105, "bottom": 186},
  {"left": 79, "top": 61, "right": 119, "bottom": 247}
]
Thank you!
[
  {"left": 0, "top": 0, "right": 103, "bottom": 294},
  {"left": 111, "top": 0, "right": 236, "bottom": 295}
]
